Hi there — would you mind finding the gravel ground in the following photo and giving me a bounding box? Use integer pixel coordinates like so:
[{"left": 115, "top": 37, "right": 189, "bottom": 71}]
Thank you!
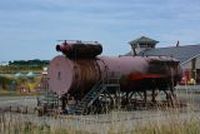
[{"left": 0, "top": 96, "right": 37, "bottom": 107}]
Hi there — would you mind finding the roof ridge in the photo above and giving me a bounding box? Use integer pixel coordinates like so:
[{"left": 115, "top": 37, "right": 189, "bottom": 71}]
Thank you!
[{"left": 157, "top": 44, "right": 200, "bottom": 49}]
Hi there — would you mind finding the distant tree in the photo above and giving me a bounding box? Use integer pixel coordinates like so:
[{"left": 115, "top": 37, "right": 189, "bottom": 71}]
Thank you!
[
  {"left": 8, "top": 59, "right": 49, "bottom": 66},
  {"left": 0, "top": 76, "right": 13, "bottom": 90},
  {"left": 8, "top": 61, "right": 12, "bottom": 65}
]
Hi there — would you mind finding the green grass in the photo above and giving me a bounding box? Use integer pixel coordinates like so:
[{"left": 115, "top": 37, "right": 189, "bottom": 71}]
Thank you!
[
  {"left": 0, "top": 74, "right": 42, "bottom": 96},
  {"left": 0, "top": 65, "right": 44, "bottom": 74},
  {"left": 0, "top": 91, "right": 41, "bottom": 97}
]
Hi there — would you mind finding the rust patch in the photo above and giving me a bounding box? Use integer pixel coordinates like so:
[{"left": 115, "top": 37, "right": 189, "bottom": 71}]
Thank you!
[{"left": 128, "top": 72, "right": 165, "bottom": 81}]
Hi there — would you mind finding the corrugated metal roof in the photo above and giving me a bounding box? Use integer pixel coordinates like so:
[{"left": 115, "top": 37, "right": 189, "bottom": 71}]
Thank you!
[
  {"left": 125, "top": 44, "right": 200, "bottom": 64},
  {"left": 137, "top": 44, "right": 200, "bottom": 64}
]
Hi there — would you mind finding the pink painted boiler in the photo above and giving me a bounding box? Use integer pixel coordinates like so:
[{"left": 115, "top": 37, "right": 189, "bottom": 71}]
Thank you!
[{"left": 48, "top": 55, "right": 182, "bottom": 96}]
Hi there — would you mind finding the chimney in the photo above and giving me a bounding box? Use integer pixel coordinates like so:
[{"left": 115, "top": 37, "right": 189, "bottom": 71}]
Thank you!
[{"left": 176, "top": 40, "right": 180, "bottom": 47}]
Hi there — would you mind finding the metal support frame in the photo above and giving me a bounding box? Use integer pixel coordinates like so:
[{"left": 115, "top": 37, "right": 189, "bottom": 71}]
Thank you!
[{"left": 39, "top": 69, "right": 180, "bottom": 115}]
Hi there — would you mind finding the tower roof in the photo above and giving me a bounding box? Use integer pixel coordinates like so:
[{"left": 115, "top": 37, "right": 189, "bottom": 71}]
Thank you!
[{"left": 129, "top": 36, "right": 159, "bottom": 46}]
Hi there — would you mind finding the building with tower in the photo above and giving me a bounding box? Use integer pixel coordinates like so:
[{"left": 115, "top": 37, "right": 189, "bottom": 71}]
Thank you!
[{"left": 126, "top": 36, "right": 200, "bottom": 84}]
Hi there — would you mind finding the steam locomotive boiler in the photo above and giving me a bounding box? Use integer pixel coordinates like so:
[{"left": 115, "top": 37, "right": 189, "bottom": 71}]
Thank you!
[{"left": 46, "top": 40, "right": 182, "bottom": 114}]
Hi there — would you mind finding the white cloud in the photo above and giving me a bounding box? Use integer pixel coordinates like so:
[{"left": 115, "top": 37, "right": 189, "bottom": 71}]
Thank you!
[{"left": 0, "top": 0, "right": 200, "bottom": 60}]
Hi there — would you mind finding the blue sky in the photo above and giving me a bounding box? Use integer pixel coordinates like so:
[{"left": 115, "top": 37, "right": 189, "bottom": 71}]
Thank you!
[{"left": 1, "top": 0, "right": 200, "bottom": 61}]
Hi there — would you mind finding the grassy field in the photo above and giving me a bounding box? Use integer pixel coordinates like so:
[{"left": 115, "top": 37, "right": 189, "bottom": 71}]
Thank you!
[
  {"left": 1, "top": 87, "right": 200, "bottom": 134},
  {"left": 0, "top": 73, "right": 42, "bottom": 97},
  {"left": 134, "top": 119, "right": 200, "bottom": 134},
  {"left": 0, "top": 110, "right": 200, "bottom": 134},
  {"left": 0, "top": 64, "right": 45, "bottom": 74}
]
